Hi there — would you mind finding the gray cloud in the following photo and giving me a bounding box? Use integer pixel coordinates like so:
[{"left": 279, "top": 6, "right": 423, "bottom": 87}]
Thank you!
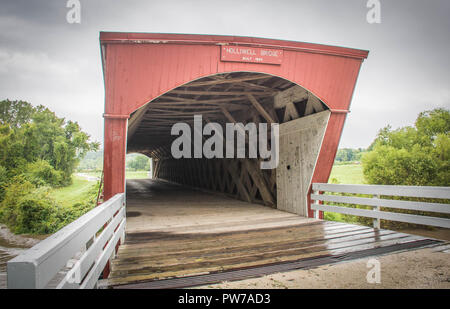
[{"left": 0, "top": 0, "right": 448, "bottom": 147}]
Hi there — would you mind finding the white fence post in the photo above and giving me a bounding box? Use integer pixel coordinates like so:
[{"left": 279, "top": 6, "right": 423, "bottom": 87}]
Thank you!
[
  {"left": 373, "top": 194, "right": 381, "bottom": 229},
  {"left": 313, "top": 189, "right": 320, "bottom": 219}
]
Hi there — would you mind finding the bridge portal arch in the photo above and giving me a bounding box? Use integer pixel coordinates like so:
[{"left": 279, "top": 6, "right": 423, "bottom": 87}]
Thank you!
[{"left": 100, "top": 32, "right": 368, "bottom": 217}]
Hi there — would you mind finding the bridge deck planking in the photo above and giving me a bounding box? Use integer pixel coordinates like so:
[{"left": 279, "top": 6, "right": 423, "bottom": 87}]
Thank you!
[{"left": 106, "top": 179, "right": 437, "bottom": 288}]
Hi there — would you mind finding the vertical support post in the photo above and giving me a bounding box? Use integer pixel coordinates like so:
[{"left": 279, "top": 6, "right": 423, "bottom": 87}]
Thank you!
[
  {"left": 121, "top": 197, "right": 126, "bottom": 244},
  {"left": 121, "top": 228, "right": 126, "bottom": 244},
  {"left": 102, "top": 114, "right": 127, "bottom": 280},
  {"left": 373, "top": 194, "right": 381, "bottom": 229},
  {"left": 312, "top": 189, "right": 320, "bottom": 219},
  {"left": 103, "top": 114, "right": 129, "bottom": 201}
]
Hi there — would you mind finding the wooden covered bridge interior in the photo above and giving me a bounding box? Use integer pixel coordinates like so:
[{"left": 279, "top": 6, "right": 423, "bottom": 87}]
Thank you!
[
  {"left": 97, "top": 33, "right": 438, "bottom": 288},
  {"left": 128, "top": 71, "right": 329, "bottom": 211}
]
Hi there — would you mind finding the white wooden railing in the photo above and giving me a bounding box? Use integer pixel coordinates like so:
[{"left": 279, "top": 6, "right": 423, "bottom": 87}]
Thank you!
[
  {"left": 311, "top": 183, "right": 450, "bottom": 229},
  {"left": 7, "top": 193, "right": 126, "bottom": 289}
]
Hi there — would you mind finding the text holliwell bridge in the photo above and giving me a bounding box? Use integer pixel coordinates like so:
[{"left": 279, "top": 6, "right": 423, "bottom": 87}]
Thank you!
[{"left": 221, "top": 46, "right": 284, "bottom": 64}]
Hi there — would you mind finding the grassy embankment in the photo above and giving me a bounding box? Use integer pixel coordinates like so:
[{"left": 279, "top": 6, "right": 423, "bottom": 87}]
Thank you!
[
  {"left": 49, "top": 176, "right": 97, "bottom": 208},
  {"left": 49, "top": 171, "right": 151, "bottom": 206}
]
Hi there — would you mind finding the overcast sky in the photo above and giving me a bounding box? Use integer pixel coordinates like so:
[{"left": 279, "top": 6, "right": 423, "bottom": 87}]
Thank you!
[{"left": 0, "top": 0, "right": 449, "bottom": 148}]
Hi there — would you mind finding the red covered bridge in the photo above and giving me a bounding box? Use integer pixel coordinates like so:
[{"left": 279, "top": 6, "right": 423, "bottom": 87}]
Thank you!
[{"left": 101, "top": 32, "right": 368, "bottom": 217}]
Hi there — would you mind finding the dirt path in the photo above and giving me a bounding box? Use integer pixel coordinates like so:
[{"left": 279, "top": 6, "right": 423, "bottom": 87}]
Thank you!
[{"left": 199, "top": 246, "right": 450, "bottom": 289}]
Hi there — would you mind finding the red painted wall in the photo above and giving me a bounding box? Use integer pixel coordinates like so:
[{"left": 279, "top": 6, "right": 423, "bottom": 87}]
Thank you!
[{"left": 100, "top": 33, "right": 368, "bottom": 216}]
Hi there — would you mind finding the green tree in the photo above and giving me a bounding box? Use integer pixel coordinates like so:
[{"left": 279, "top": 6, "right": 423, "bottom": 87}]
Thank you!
[
  {"left": 0, "top": 100, "right": 100, "bottom": 234},
  {"left": 363, "top": 108, "right": 449, "bottom": 186},
  {"left": 127, "top": 155, "right": 150, "bottom": 171},
  {"left": 0, "top": 100, "right": 99, "bottom": 186},
  {"left": 335, "top": 148, "right": 365, "bottom": 163},
  {"left": 0, "top": 99, "right": 35, "bottom": 128}
]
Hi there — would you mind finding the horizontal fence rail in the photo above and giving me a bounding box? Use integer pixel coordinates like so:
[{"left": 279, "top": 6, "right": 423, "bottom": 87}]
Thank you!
[
  {"left": 7, "top": 193, "right": 126, "bottom": 289},
  {"left": 311, "top": 183, "right": 450, "bottom": 229}
]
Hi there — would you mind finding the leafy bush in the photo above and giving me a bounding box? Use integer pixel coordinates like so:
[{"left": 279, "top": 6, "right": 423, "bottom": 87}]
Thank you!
[
  {"left": 0, "top": 176, "right": 96, "bottom": 234},
  {"left": 363, "top": 108, "right": 449, "bottom": 187},
  {"left": 21, "top": 160, "right": 64, "bottom": 187},
  {"left": 0, "top": 177, "right": 38, "bottom": 232},
  {"left": 362, "top": 145, "right": 439, "bottom": 186},
  {"left": 14, "top": 188, "right": 62, "bottom": 234},
  {"left": 0, "top": 165, "right": 7, "bottom": 201}
]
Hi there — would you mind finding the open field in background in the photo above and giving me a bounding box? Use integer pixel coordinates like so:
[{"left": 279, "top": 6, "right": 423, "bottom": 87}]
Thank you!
[
  {"left": 328, "top": 163, "right": 365, "bottom": 184},
  {"left": 126, "top": 171, "right": 151, "bottom": 179}
]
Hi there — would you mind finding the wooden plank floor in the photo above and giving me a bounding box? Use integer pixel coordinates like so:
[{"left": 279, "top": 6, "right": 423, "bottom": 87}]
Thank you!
[{"left": 106, "top": 179, "right": 435, "bottom": 287}]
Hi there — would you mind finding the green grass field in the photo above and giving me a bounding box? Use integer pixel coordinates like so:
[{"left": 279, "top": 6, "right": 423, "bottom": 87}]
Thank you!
[
  {"left": 328, "top": 163, "right": 365, "bottom": 184},
  {"left": 126, "top": 171, "right": 150, "bottom": 179},
  {"left": 48, "top": 171, "right": 150, "bottom": 209},
  {"left": 49, "top": 176, "right": 97, "bottom": 208}
]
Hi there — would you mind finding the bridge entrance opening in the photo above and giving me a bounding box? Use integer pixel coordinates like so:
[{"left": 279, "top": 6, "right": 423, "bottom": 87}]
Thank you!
[{"left": 126, "top": 72, "right": 330, "bottom": 216}]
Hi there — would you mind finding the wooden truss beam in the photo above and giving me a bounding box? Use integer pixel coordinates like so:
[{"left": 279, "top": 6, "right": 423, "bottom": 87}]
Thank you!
[
  {"left": 246, "top": 94, "right": 275, "bottom": 124},
  {"left": 128, "top": 104, "right": 149, "bottom": 139},
  {"left": 186, "top": 75, "right": 271, "bottom": 87},
  {"left": 169, "top": 90, "right": 272, "bottom": 96}
]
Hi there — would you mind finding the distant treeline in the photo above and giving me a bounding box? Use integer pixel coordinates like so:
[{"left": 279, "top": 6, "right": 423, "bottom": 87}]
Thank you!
[
  {"left": 77, "top": 151, "right": 150, "bottom": 172},
  {"left": 334, "top": 148, "right": 366, "bottom": 163},
  {"left": 77, "top": 150, "right": 103, "bottom": 171}
]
